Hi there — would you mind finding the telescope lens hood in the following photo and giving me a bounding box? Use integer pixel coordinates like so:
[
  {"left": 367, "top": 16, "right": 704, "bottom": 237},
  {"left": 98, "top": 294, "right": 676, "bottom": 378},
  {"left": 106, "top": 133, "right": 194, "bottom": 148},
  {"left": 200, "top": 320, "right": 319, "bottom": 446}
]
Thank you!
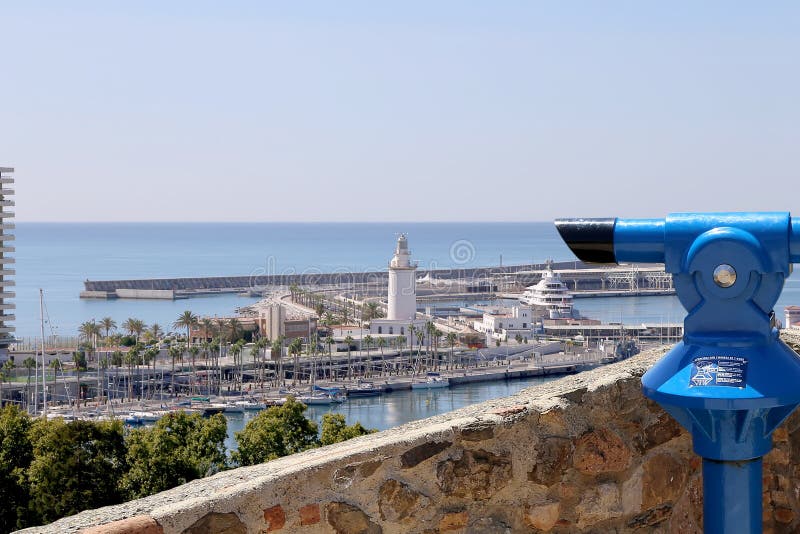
[{"left": 554, "top": 218, "right": 617, "bottom": 264}]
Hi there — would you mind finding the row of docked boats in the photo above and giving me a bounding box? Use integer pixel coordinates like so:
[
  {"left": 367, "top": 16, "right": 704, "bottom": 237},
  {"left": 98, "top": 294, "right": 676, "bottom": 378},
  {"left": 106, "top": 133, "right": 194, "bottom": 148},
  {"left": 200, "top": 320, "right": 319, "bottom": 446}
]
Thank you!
[{"left": 42, "top": 374, "right": 455, "bottom": 425}]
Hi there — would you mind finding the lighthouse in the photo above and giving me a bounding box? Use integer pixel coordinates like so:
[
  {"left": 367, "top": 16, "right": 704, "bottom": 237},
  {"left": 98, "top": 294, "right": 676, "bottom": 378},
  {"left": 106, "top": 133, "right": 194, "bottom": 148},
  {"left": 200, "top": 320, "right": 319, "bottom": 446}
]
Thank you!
[{"left": 387, "top": 234, "right": 417, "bottom": 321}]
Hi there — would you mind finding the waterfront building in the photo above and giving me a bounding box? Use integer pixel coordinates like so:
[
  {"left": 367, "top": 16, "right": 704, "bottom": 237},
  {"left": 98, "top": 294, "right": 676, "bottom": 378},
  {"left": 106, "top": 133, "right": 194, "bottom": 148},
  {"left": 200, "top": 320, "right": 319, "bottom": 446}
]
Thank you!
[
  {"left": 369, "top": 234, "right": 427, "bottom": 345},
  {"left": 0, "top": 167, "right": 14, "bottom": 361},
  {"left": 473, "top": 305, "right": 534, "bottom": 343},
  {"left": 254, "top": 304, "right": 317, "bottom": 342},
  {"left": 785, "top": 306, "right": 800, "bottom": 329}
]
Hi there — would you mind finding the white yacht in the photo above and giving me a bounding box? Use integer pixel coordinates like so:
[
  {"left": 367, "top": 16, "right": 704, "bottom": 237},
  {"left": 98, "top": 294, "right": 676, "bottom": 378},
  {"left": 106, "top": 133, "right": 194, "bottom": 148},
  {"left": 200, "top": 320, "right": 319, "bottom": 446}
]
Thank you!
[{"left": 520, "top": 267, "right": 578, "bottom": 319}]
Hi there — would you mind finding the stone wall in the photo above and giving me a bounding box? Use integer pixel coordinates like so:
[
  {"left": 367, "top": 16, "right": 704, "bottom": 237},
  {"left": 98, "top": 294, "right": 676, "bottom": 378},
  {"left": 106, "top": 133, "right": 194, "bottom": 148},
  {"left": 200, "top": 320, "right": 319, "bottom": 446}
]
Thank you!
[{"left": 18, "top": 347, "right": 800, "bottom": 534}]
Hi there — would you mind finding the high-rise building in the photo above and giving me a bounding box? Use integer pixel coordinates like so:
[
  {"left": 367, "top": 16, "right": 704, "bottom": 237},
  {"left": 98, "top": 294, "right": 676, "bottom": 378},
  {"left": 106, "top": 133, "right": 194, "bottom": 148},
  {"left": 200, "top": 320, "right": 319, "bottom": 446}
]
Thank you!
[{"left": 0, "top": 167, "right": 15, "bottom": 359}]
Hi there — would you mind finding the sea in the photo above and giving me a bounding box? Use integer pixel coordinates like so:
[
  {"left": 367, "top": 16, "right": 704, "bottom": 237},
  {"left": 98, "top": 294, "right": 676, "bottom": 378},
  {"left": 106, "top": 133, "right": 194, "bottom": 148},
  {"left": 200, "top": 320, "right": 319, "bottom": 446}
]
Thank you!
[
  {"left": 17, "top": 221, "right": 800, "bottom": 446},
  {"left": 14, "top": 222, "right": 800, "bottom": 339}
]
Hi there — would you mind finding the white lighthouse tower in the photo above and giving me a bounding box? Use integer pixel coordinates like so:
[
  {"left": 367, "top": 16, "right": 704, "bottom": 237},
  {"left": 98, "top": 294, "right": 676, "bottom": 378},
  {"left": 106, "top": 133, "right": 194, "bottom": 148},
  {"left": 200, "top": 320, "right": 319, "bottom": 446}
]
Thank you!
[{"left": 387, "top": 234, "right": 417, "bottom": 320}]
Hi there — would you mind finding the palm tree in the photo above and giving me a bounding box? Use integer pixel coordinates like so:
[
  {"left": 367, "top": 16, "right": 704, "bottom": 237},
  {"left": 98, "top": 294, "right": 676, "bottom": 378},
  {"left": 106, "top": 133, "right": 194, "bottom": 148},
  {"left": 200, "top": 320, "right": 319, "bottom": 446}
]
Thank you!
[
  {"left": 0, "top": 359, "right": 14, "bottom": 406},
  {"left": 343, "top": 335, "right": 355, "bottom": 380},
  {"left": 72, "top": 352, "right": 84, "bottom": 406},
  {"left": 100, "top": 317, "right": 117, "bottom": 339},
  {"left": 189, "top": 346, "right": 200, "bottom": 395},
  {"left": 272, "top": 337, "right": 284, "bottom": 386},
  {"left": 145, "top": 346, "right": 159, "bottom": 398},
  {"left": 362, "top": 302, "right": 381, "bottom": 323},
  {"left": 432, "top": 328, "right": 443, "bottom": 371},
  {"left": 396, "top": 336, "right": 407, "bottom": 374},
  {"left": 49, "top": 359, "right": 62, "bottom": 408},
  {"left": 78, "top": 321, "right": 101, "bottom": 364},
  {"left": 322, "top": 311, "right": 335, "bottom": 326},
  {"left": 326, "top": 337, "right": 335, "bottom": 380},
  {"left": 363, "top": 335, "right": 373, "bottom": 378},
  {"left": 110, "top": 350, "right": 124, "bottom": 401},
  {"left": 228, "top": 318, "right": 243, "bottom": 342},
  {"left": 254, "top": 337, "right": 269, "bottom": 389},
  {"left": 173, "top": 311, "right": 198, "bottom": 348},
  {"left": 126, "top": 344, "right": 143, "bottom": 400},
  {"left": 377, "top": 337, "right": 387, "bottom": 376},
  {"left": 446, "top": 332, "right": 458, "bottom": 370},
  {"left": 289, "top": 338, "right": 303, "bottom": 386},
  {"left": 122, "top": 318, "right": 146, "bottom": 342},
  {"left": 229, "top": 341, "right": 243, "bottom": 392},
  {"left": 150, "top": 323, "right": 163, "bottom": 342},
  {"left": 22, "top": 356, "right": 36, "bottom": 410},
  {"left": 200, "top": 318, "right": 215, "bottom": 343},
  {"left": 168, "top": 345, "right": 181, "bottom": 397}
]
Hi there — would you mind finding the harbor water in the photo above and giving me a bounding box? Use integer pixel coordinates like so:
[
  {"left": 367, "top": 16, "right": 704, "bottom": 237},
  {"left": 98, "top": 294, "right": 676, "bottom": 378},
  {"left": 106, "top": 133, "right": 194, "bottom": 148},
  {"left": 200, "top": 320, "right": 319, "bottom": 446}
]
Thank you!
[
  {"left": 18, "top": 222, "right": 800, "bottom": 339},
  {"left": 222, "top": 374, "right": 561, "bottom": 452}
]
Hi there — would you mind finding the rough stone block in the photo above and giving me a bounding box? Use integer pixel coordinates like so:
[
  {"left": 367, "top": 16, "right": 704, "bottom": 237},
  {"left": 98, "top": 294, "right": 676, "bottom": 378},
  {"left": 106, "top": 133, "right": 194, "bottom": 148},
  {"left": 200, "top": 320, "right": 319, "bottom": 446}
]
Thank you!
[
  {"left": 438, "top": 511, "right": 468, "bottom": 531},
  {"left": 299, "top": 504, "right": 321, "bottom": 526},
  {"left": 326, "top": 502, "right": 382, "bottom": 534},
  {"left": 528, "top": 437, "right": 572, "bottom": 486},
  {"left": 400, "top": 440, "right": 452, "bottom": 468},
  {"left": 264, "top": 505, "right": 286, "bottom": 531},
  {"left": 575, "top": 483, "right": 622, "bottom": 528},
  {"left": 573, "top": 428, "right": 632, "bottom": 475},
  {"left": 437, "top": 449, "right": 512, "bottom": 500},
  {"left": 378, "top": 479, "right": 429, "bottom": 521},
  {"left": 524, "top": 501, "right": 560, "bottom": 532},
  {"left": 642, "top": 452, "right": 689, "bottom": 509},
  {"left": 459, "top": 421, "right": 495, "bottom": 442}
]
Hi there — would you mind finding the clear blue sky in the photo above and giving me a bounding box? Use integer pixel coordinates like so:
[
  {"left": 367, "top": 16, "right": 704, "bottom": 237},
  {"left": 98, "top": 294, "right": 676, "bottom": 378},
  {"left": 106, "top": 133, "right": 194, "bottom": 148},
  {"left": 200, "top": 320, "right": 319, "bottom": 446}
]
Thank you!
[{"left": 2, "top": 2, "right": 799, "bottom": 222}]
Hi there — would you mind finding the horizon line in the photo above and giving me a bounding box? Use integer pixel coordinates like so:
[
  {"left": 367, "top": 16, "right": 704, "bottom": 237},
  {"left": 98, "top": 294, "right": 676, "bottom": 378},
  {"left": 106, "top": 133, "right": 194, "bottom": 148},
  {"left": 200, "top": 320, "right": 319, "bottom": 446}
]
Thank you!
[{"left": 13, "top": 219, "right": 556, "bottom": 224}]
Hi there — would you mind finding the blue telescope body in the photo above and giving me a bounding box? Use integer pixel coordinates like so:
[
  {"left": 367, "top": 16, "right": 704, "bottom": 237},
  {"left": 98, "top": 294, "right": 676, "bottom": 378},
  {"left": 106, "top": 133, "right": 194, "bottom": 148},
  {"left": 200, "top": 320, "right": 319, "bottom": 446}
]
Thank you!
[{"left": 555, "top": 212, "right": 800, "bottom": 534}]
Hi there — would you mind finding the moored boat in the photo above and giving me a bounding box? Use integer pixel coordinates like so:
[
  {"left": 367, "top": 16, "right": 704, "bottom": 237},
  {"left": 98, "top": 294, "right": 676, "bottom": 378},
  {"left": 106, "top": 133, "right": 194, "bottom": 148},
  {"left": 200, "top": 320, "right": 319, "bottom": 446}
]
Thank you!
[
  {"left": 346, "top": 380, "right": 383, "bottom": 398},
  {"left": 411, "top": 373, "right": 450, "bottom": 389}
]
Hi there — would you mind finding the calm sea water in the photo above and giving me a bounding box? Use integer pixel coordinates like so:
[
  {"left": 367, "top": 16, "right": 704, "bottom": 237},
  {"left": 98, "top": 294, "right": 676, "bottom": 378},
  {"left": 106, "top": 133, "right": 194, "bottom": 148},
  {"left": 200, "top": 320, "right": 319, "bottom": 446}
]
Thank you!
[
  {"left": 14, "top": 222, "right": 800, "bottom": 338},
  {"left": 223, "top": 375, "right": 562, "bottom": 451}
]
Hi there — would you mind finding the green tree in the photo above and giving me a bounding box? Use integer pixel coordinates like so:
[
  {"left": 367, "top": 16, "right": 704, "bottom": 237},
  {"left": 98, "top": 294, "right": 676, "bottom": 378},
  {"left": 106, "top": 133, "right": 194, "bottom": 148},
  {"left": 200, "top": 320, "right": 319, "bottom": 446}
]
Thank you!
[
  {"left": 27, "top": 418, "right": 127, "bottom": 524},
  {"left": 120, "top": 412, "right": 227, "bottom": 500},
  {"left": 343, "top": 335, "right": 354, "bottom": 380},
  {"left": 319, "top": 413, "right": 375, "bottom": 446},
  {"left": 100, "top": 317, "right": 117, "bottom": 339},
  {"left": 22, "top": 357, "right": 36, "bottom": 409},
  {"left": 0, "top": 405, "right": 33, "bottom": 531},
  {"left": 122, "top": 318, "right": 146, "bottom": 342},
  {"left": 173, "top": 311, "right": 198, "bottom": 348},
  {"left": 446, "top": 332, "right": 458, "bottom": 370},
  {"left": 362, "top": 334, "right": 373, "bottom": 378},
  {"left": 289, "top": 338, "right": 302, "bottom": 386},
  {"left": 232, "top": 397, "right": 318, "bottom": 466}
]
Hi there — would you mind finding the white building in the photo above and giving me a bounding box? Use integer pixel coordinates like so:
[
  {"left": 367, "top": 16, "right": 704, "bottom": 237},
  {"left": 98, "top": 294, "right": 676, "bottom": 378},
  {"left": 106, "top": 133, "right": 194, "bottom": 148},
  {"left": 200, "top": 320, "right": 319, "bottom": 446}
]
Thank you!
[
  {"left": 785, "top": 306, "right": 800, "bottom": 329},
  {"left": 370, "top": 235, "right": 427, "bottom": 346},
  {"left": 473, "top": 305, "right": 535, "bottom": 342}
]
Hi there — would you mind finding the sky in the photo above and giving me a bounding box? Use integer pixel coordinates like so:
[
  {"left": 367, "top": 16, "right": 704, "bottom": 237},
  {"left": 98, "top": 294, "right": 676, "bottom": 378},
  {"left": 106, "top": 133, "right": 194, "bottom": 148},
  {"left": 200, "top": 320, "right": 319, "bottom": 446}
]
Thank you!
[{"left": 2, "top": 2, "right": 799, "bottom": 222}]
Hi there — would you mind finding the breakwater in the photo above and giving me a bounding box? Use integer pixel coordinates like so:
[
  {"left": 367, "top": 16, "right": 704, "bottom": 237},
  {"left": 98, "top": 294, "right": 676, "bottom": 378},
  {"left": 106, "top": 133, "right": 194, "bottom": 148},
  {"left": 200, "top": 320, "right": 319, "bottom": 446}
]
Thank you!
[{"left": 81, "top": 260, "right": 674, "bottom": 299}]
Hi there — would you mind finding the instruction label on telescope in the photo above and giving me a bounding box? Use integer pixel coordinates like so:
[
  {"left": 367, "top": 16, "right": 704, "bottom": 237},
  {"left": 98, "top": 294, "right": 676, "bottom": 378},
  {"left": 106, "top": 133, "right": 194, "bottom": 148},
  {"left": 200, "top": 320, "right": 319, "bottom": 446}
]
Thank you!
[{"left": 689, "top": 356, "right": 747, "bottom": 387}]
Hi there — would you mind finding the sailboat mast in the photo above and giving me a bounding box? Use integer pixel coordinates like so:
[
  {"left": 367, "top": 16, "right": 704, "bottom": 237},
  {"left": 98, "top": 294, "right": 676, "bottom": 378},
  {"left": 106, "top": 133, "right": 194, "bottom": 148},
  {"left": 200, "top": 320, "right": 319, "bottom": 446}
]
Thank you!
[{"left": 39, "top": 289, "right": 47, "bottom": 417}]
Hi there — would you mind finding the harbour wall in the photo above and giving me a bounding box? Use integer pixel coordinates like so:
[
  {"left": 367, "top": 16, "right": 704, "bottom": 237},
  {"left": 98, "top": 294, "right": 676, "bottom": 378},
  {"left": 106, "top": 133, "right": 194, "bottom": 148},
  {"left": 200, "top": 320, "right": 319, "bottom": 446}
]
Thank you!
[
  {"left": 22, "top": 345, "right": 800, "bottom": 533},
  {"left": 81, "top": 261, "right": 673, "bottom": 299}
]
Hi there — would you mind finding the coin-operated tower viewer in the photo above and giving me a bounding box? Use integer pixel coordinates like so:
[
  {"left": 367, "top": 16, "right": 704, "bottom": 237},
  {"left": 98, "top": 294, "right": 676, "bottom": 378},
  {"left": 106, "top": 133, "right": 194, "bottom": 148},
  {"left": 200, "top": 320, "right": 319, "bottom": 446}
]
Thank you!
[{"left": 555, "top": 213, "right": 800, "bottom": 534}]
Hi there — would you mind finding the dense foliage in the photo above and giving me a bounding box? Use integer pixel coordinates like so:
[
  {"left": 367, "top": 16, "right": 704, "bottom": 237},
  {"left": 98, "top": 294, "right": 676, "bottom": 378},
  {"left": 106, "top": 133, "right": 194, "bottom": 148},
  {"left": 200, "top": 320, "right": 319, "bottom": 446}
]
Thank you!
[
  {"left": 120, "top": 412, "right": 227, "bottom": 499},
  {"left": 27, "top": 418, "right": 127, "bottom": 524},
  {"left": 0, "top": 399, "right": 374, "bottom": 532},
  {"left": 232, "top": 397, "right": 375, "bottom": 466}
]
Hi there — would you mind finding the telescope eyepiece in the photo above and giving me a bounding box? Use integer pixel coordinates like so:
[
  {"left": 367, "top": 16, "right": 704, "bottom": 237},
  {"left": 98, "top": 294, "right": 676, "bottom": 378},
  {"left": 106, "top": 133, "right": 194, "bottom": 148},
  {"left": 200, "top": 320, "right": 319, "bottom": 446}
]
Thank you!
[{"left": 554, "top": 218, "right": 617, "bottom": 264}]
